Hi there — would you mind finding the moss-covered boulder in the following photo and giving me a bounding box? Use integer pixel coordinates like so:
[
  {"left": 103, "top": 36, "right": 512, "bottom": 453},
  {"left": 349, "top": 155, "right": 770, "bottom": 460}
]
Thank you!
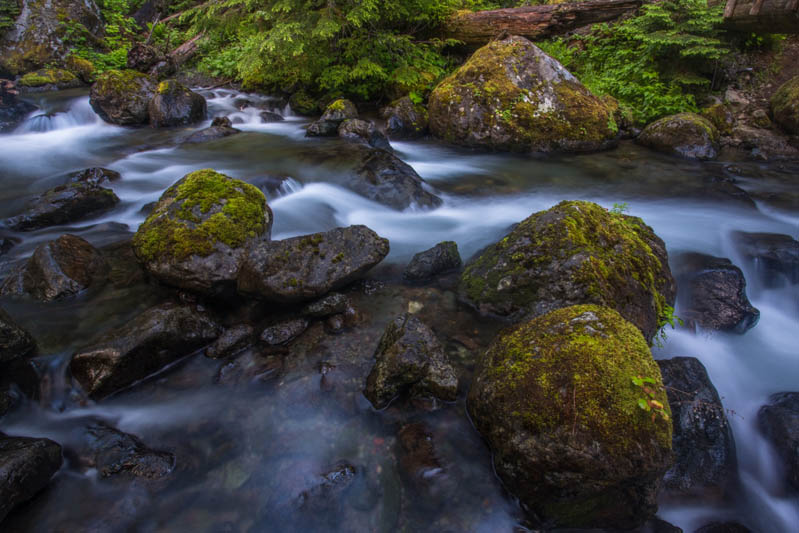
[
  {"left": 770, "top": 75, "right": 799, "bottom": 135},
  {"left": 636, "top": 112, "right": 720, "bottom": 160},
  {"left": 306, "top": 98, "right": 358, "bottom": 137},
  {"left": 89, "top": 69, "right": 156, "bottom": 126},
  {"left": 459, "top": 200, "right": 675, "bottom": 342},
  {"left": 132, "top": 169, "right": 272, "bottom": 294},
  {"left": 148, "top": 79, "right": 207, "bottom": 128},
  {"left": 17, "top": 68, "right": 81, "bottom": 90},
  {"left": 467, "top": 305, "right": 672, "bottom": 529},
  {"left": 428, "top": 36, "right": 618, "bottom": 153},
  {"left": 66, "top": 55, "right": 95, "bottom": 83},
  {"left": 380, "top": 96, "right": 429, "bottom": 139}
]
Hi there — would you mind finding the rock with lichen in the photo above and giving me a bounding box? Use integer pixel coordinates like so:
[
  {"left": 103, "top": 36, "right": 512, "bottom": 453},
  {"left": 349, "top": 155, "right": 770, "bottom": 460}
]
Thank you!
[
  {"left": 770, "top": 75, "right": 799, "bottom": 135},
  {"left": 306, "top": 98, "right": 358, "bottom": 137},
  {"left": 428, "top": 35, "right": 618, "bottom": 153},
  {"left": 636, "top": 113, "right": 720, "bottom": 160},
  {"left": 132, "top": 169, "right": 272, "bottom": 294},
  {"left": 3, "top": 181, "right": 119, "bottom": 231},
  {"left": 467, "top": 304, "right": 672, "bottom": 529},
  {"left": 148, "top": 79, "right": 207, "bottom": 128},
  {"left": 459, "top": 200, "right": 675, "bottom": 342},
  {"left": 17, "top": 68, "right": 81, "bottom": 91},
  {"left": 381, "top": 96, "right": 429, "bottom": 139},
  {"left": 90, "top": 69, "right": 157, "bottom": 126}
]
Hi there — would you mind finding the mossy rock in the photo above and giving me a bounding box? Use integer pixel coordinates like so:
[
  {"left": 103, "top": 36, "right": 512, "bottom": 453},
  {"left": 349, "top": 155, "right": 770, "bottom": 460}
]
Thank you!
[
  {"left": 148, "top": 79, "right": 207, "bottom": 128},
  {"left": 66, "top": 55, "right": 95, "bottom": 83},
  {"left": 770, "top": 75, "right": 799, "bottom": 135},
  {"left": 428, "top": 35, "right": 618, "bottom": 153},
  {"left": 89, "top": 69, "right": 156, "bottom": 126},
  {"left": 636, "top": 112, "right": 720, "bottom": 160},
  {"left": 17, "top": 68, "right": 80, "bottom": 90},
  {"left": 380, "top": 96, "right": 429, "bottom": 139},
  {"left": 132, "top": 169, "right": 272, "bottom": 294},
  {"left": 458, "top": 200, "right": 675, "bottom": 342},
  {"left": 467, "top": 304, "right": 672, "bottom": 529},
  {"left": 701, "top": 103, "right": 734, "bottom": 137}
]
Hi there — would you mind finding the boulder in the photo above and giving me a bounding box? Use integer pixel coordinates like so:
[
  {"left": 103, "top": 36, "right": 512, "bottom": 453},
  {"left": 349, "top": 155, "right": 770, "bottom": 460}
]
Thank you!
[
  {"left": 428, "top": 36, "right": 617, "bottom": 153},
  {"left": 65, "top": 55, "right": 95, "bottom": 83},
  {"left": 338, "top": 119, "right": 392, "bottom": 151},
  {"left": 183, "top": 116, "right": 240, "bottom": 144},
  {"left": 260, "top": 318, "right": 309, "bottom": 346},
  {"left": 17, "top": 68, "right": 81, "bottom": 91},
  {"left": 636, "top": 113, "right": 720, "bottom": 161},
  {"left": 673, "top": 253, "right": 759, "bottom": 333},
  {"left": 695, "top": 522, "right": 752, "bottom": 533},
  {"left": 0, "top": 306, "right": 36, "bottom": 363},
  {"left": 364, "top": 313, "right": 458, "bottom": 409},
  {"left": 148, "top": 80, "right": 207, "bottom": 128},
  {"left": 306, "top": 98, "right": 358, "bottom": 137},
  {"left": 658, "top": 357, "right": 737, "bottom": 499},
  {"left": 758, "top": 392, "right": 799, "bottom": 491},
  {"left": 467, "top": 305, "right": 672, "bottom": 529},
  {"left": 70, "top": 303, "right": 221, "bottom": 399},
  {"left": 260, "top": 111, "right": 284, "bottom": 123},
  {"left": 0, "top": 79, "right": 36, "bottom": 132},
  {"left": 205, "top": 324, "right": 254, "bottom": 359},
  {"left": 237, "top": 225, "right": 389, "bottom": 303},
  {"left": 770, "top": 75, "right": 799, "bottom": 135},
  {"left": 131, "top": 169, "right": 271, "bottom": 295},
  {"left": 459, "top": 200, "right": 675, "bottom": 342},
  {"left": 68, "top": 167, "right": 121, "bottom": 187},
  {"left": 0, "top": 234, "right": 108, "bottom": 301},
  {"left": 4, "top": 182, "right": 120, "bottom": 231},
  {"left": 126, "top": 43, "right": 163, "bottom": 73},
  {"left": 381, "top": 96, "right": 428, "bottom": 139},
  {"left": 90, "top": 69, "right": 157, "bottom": 126},
  {"left": 397, "top": 422, "right": 451, "bottom": 500},
  {"left": 300, "top": 293, "right": 351, "bottom": 318},
  {"left": 75, "top": 423, "right": 174, "bottom": 480},
  {"left": 403, "top": 241, "right": 461, "bottom": 282},
  {"left": 731, "top": 231, "right": 799, "bottom": 287},
  {"left": 0, "top": 435, "right": 63, "bottom": 523}
]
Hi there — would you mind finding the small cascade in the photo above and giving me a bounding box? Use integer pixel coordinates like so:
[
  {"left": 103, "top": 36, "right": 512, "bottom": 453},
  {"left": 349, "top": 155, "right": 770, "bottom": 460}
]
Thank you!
[{"left": 14, "top": 97, "right": 103, "bottom": 133}]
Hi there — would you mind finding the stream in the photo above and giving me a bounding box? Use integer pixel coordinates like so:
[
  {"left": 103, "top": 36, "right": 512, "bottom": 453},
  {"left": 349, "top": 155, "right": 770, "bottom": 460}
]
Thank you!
[{"left": 0, "top": 88, "right": 797, "bottom": 532}]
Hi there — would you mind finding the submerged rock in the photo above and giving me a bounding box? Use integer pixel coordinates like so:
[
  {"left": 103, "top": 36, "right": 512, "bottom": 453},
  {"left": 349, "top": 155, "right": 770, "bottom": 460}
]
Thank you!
[
  {"left": 695, "top": 522, "right": 753, "bottom": 533},
  {"left": 459, "top": 200, "right": 675, "bottom": 342},
  {"left": 76, "top": 423, "right": 174, "bottom": 480},
  {"left": 260, "top": 318, "right": 309, "bottom": 346},
  {"left": 68, "top": 167, "right": 122, "bottom": 186},
  {"left": 306, "top": 98, "right": 358, "bottom": 137},
  {"left": 0, "top": 435, "right": 63, "bottom": 523},
  {"left": 131, "top": 169, "right": 271, "bottom": 295},
  {"left": 148, "top": 79, "right": 207, "bottom": 128},
  {"left": 260, "top": 110, "right": 284, "bottom": 123},
  {"left": 381, "top": 96, "right": 428, "bottom": 139},
  {"left": 403, "top": 241, "right": 461, "bottom": 282},
  {"left": 338, "top": 119, "right": 392, "bottom": 151},
  {"left": 468, "top": 305, "right": 672, "bottom": 529},
  {"left": 90, "top": 69, "right": 157, "bottom": 126},
  {"left": 636, "top": 112, "right": 720, "bottom": 161},
  {"left": 4, "top": 182, "right": 120, "bottom": 231},
  {"left": 70, "top": 303, "right": 221, "bottom": 399},
  {"left": 397, "top": 422, "right": 451, "bottom": 500},
  {"left": 205, "top": 324, "right": 254, "bottom": 359},
  {"left": 758, "top": 392, "right": 799, "bottom": 491},
  {"left": 364, "top": 313, "right": 458, "bottom": 409},
  {"left": 770, "top": 75, "right": 799, "bottom": 135},
  {"left": 237, "top": 225, "right": 389, "bottom": 303},
  {"left": 673, "top": 253, "right": 759, "bottom": 333},
  {"left": 0, "top": 307, "right": 36, "bottom": 363},
  {"left": 300, "top": 293, "right": 351, "bottom": 318},
  {"left": 429, "top": 36, "right": 617, "bottom": 153},
  {"left": 183, "top": 116, "right": 240, "bottom": 144},
  {"left": 731, "top": 231, "right": 799, "bottom": 287}
]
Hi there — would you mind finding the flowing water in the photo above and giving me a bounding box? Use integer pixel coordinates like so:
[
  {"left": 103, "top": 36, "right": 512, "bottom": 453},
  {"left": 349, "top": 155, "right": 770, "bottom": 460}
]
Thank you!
[{"left": 0, "top": 89, "right": 797, "bottom": 532}]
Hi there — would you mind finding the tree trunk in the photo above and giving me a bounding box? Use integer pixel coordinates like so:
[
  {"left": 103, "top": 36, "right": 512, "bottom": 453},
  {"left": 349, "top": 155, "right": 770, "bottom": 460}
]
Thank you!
[
  {"left": 721, "top": 0, "right": 799, "bottom": 33},
  {"left": 169, "top": 33, "right": 204, "bottom": 66},
  {"left": 443, "top": 0, "right": 643, "bottom": 46}
]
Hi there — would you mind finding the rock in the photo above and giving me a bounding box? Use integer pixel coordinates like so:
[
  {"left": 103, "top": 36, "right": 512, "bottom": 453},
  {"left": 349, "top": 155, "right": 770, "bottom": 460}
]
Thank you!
[
  {"left": 260, "top": 318, "right": 309, "bottom": 345},
  {"left": 237, "top": 225, "right": 389, "bottom": 303},
  {"left": 658, "top": 357, "right": 736, "bottom": 499},
  {"left": 90, "top": 69, "right": 157, "bottom": 126},
  {"left": 729, "top": 123, "right": 799, "bottom": 161},
  {"left": 459, "top": 200, "right": 675, "bottom": 342},
  {"left": 300, "top": 293, "right": 351, "bottom": 318},
  {"left": 126, "top": 43, "right": 163, "bottom": 73},
  {"left": 338, "top": 119, "right": 392, "bottom": 151},
  {"left": 724, "top": 88, "right": 749, "bottom": 110},
  {"left": 306, "top": 98, "right": 358, "bottom": 137},
  {"left": 0, "top": 435, "right": 63, "bottom": 523},
  {"left": 131, "top": 169, "right": 271, "bottom": 295},
  {"left": 4, "top": 182, "right": 120, "bottom": 231},
  {"left": 70, "top": 303, "right": 221, "bottom": 399},
  {"left": 68, "top": 167, "right": 121, "bottom": 186},
  {"left": 429, "top": 36, "right": 617, "bottom": 153},
  {"left": 673, "top": 253, "right": 759, "bottom": 333},
  {"left": 215, "top": 352, "right": 282, "bottom": 385},
  {"left": 17, "top": 68, "right": 81, "bottom": 91},
  {"left": 0, "top": 306, "right": 36, "bottom": 363},
  {"left": 770, "top": 75, "right": 799, "bottom": 135},
  {"left": 636, "top": 113, "right": 720, "bottom": 161},
  {"left": 381, "top": 96, "right": 428, "bottom": 139},
  {"left": 148, "top": 80, "right": 207, "bottom": 128},
  {"left": 76, "top": 423, "right": 174, "bottom": 479},
  {"left": 364, "top": 313, "right": 458, "bottom": 409},
  {"left": 467, "top": 305, "right": 672, "bottom": 529},
  {"left": 695, "top": 522, "right": 752, "bottom": 533},
  {"left": 758, "top": 392, "right": 799, "bottom": 491},
  {"left": 397, "top": 422, "right": 450, "bottom": 498},
  {"left": 731, "top": 231, "right": 799, "bottom": 287},
  {"left": 0, "top": 359, "right": 38, "bottom": 417},
  {"left": 0, "top": 234, "right": 108, "bottom": 301},
  {"left": 65, "top": 55, "right": 95, "bottom": 83},
  {"left": 403, "top": 241, "right": 461, "bottom": 281},
  {"left": 0, "top": 79, "right": 36, "bottom": 132},
  {"left": 205, "top": 324, "right": 254, "bottom": 359},
  {"left": 183, "top": 116, "right": 240, "bottom": 143},
  {"left": 297, "top": 461, "right": 358, "bottom": 513},
  {"left": 701, "top": 103, "right": 734, "bottom": 136},
  {"left": 260, "top": 110, "right": 284, "bottom": 123}
]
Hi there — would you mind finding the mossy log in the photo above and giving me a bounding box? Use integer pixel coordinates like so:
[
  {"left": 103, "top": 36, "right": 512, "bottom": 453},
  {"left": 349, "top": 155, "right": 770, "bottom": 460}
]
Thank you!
[
  {"left": 722, "top": 0, "right": 799, "bottom": 33},
  {"left": 444, "top": 0, "right": 643, "bottom": 46}
]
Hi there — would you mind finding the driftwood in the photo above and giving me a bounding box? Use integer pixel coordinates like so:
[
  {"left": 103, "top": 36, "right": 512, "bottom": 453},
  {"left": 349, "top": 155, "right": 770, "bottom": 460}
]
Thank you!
[
  {"left": 169, "top": 33, "right": 204, "bottom": 65},
  {"left": 722, "top": 0, "right": 799, "bottom": 33},
  {"left": 444, "top": 0, "right": 643, "bottom": 45}
]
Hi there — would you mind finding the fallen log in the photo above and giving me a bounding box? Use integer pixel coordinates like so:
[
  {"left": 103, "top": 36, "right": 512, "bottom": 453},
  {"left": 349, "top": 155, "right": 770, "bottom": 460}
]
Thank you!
[
  {"left": 169, "top": 33, "right": 204, "bottom": 66},
  {"left": 722, "top": 0, "right": 799, "bottom": 33},
  {"left": 443, "top": 0, "right": 643, "bottom": 46}
]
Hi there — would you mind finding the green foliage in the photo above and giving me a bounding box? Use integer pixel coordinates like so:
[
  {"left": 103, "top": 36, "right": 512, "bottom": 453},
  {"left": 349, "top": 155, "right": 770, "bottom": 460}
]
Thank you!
[
  {"left": 655, "top": 304, "right": 683, "bottom": 348},
  {"left": 67, "top": 0, "right": 143, "bottom": 73},
  {"left": 0, "top": 0, "right": 21, "bottom": 34},
  {"left": 631, "top": 375, "right": 670, "bottom": 423},
  {"left": 609, "top": 202, "right": 629, "bottom": 215}
]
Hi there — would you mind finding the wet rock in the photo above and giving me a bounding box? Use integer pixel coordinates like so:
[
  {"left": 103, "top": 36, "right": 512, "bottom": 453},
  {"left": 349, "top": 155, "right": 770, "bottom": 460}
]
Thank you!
[
  {"left": 364, "top": 313, "right": 458, "bottom": 409},
  {"left": 0, "top": 79, "right": 37, "bottom": 132},
  {"left": 148, "top": 79, "right": 207, "bottom": 128},
  {"left": 183, "top": 116, "right": 240, "bottom": 143},
  {"left": 306, "top": 98, "right": 358, "bottom": 137},
  {"left": 205, "top": 324, "right": 255, "bottom": 359},
  {"left": 65, "top": 55, "right": 96, "bottom": 84},
  {"left": 658, "top": 357, "right": 736, "bottom": 500},
  {"left": 126, "top": 43, "right": 163, "bottom": 73},
  {"left": 260, "top": 318, "right": 309, "bottom": 345},
  {"left": 673, "top": 253, "right": 759, "bottom": 333},
  {"left": 325, "top": 314, "right": 345, "bottom": 333},
  {"left": 297, "top": 461, "right": 358, "bottom": 512},
  {"left": 459, "top": 200, "right": 675, "bottom": 342},
  {"left": 758, "top": 392, "right": 799, "bottom": 491},
  {"left": 429, "top": 36, "right": 617, "bottom": 153},
  {"left": 0, "top": 307, "right": 36, "bottom": 363},
  {"left": 68, "top": 167, "right": 122, "bottom": 186},
  {"left": 0, "top": 235, "right": 108, "bottom": 301},
  {"left": 403, "top": 241, "right": 461, "bottom": 282},
  {"left": 238, "top": 225, "right": 389, "bottom": 303},
  {"left": 397, "top": 422, "right": 450, "bottom": 500},
  {"left": 70, "top": 303, "right": 221, "bottom": 399},
  {"left": 0, "top": 435, "right": 63, "bottom": 523},
  {"left": 637, "top": 113, "right": 720, "bottom": 161},
  {"left": 731, "top": 231, "right": 799, "bottom": 287},
  {"left": 215, "top": 352, "right": 282, "bottom": 385},
  {"left": 0, "top": 234, "right": 19, "bottom": 257},
  {"left": 770, "top": 75, "right": 799, "bottom": 135},
  {"left": 77, "top": 423, "right": 174, "bottom": 479},
  {"left": 338, "top": 119, "right": 392, "bottom": 151},
  {"left": 260, "top": 111, "right": 284, "bottom": 123},
  {"left": 695, "top": 522, "right": 752, "bottom": 533},
  {"left": 131, "top": 169, "right": 272, "bottom": 295},
  {"left": 643, "top": 518, "right": 684, "bottom": 533},
  {"left": 17, "top": 69, "right": 81, "bottom": 91},
  {"left": 467, "top": 305, "right": 672, "bottom": 529},
  {"left": 0, "top": 359, "right": 39, "bottom": 417},
  {"left": 381, "top": 96, "right": 428, "bottom": 139},
  {"left": 90, "top": 70, "right": 157, "bottom": 126},
  {"left": 300, "top": 293, "right": 351, "bottom": 318},
  {"left": 728, "top": 124, "right": 799, "bottom": 161},
  {"left": 4, "top": 182, "right": 120, "bottom": 231}
]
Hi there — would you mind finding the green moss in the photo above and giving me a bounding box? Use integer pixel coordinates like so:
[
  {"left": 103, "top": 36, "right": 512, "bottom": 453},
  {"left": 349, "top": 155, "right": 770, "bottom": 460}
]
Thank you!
[
  {"left": 94, "top": 69, "right": 152, "bottom": 95},
  {"left": 66, "top": 55, "right": 95, "bottom": 83},
  {"left": 770, "top": 75, "right": 799, "bottom": 134},
  {"left": 18, "top": 68, "right": 77, "bottom": 87},
  {"left": 328, "top": 99, "right": 348, "bottom": 112},
  {"left": 132, "top": 169, "right": 268, "bottom": 263}
]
